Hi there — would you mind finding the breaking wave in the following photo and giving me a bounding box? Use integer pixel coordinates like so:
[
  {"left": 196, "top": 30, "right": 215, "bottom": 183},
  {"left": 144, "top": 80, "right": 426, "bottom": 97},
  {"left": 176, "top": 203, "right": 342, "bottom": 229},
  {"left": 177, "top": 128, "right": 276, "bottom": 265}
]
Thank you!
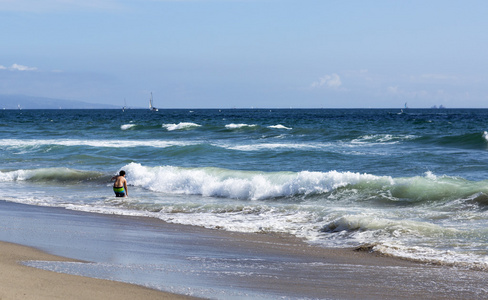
[
  {"left": 225, "top": 123, "right": 257, "bottom": 129},
  {"left": 162, "top": 122, "right": 201, "bottom": 131},
  {"left": 268, "top": 124, "right": 292, "bottom": 130},
  {"left": 4, "top": 163, "right": 488, "bottom": 205},
  {"left": 0, "top": 168, "right": 103, "bottom": 183},
  {"left": 121, "top": 124, "right": 137, "bottom": 130},
  {"left": 120, "top": 163, "right": 488, "bottom": 204},
  {"left": 3, "top": 162, "right": 488, "bottom": 270}
]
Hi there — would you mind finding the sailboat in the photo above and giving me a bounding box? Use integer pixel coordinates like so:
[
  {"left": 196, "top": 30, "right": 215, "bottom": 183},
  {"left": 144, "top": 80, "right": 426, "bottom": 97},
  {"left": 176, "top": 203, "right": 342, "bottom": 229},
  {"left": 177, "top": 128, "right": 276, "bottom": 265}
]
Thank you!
[{"left": 149, "top": 92, "right": 158, "bottom": 112}]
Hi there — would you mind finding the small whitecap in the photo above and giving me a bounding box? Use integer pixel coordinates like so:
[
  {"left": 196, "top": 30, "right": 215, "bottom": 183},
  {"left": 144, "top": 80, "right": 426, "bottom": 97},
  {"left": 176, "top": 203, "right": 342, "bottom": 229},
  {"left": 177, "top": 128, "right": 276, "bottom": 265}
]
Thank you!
[
  {"left": 268, "top": 124, "right": 292, "bottom": 130},
  {"left": 225, "top": 123, "right": 257, "bottom": 129},
  {"left": 121, "top": 124, "right": 136, "bottom": 130},
  {"left": 483, "top": 131, "right": 488, "bottom": 142},
  {"left": 163, "top": 122, "right": 201, "bottom": 131}
]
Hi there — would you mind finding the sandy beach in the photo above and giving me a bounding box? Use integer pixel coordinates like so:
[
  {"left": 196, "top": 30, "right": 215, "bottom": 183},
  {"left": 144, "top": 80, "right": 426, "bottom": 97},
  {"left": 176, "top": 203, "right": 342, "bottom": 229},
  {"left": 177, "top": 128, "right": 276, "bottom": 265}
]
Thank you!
[
  {"left": 0, "top": 200, "right": 487, "bottom": 299},
  {"left": 0, "top": 241, "right": 197, "bottom": 300}
]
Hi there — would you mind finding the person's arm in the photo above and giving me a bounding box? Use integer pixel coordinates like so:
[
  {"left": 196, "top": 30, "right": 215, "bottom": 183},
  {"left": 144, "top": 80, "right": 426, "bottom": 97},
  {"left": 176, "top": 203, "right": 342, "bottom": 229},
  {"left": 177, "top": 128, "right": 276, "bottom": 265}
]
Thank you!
[{"left": 123, "top": 180, "right": 128, "bottom": 196}]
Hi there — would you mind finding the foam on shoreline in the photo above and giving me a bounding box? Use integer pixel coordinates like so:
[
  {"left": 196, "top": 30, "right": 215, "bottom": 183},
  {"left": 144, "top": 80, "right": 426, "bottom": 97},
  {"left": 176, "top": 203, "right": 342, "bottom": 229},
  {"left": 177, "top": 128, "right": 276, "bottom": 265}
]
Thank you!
[{"left": 1, "top": 200, "right": 487, "bottom": 299}]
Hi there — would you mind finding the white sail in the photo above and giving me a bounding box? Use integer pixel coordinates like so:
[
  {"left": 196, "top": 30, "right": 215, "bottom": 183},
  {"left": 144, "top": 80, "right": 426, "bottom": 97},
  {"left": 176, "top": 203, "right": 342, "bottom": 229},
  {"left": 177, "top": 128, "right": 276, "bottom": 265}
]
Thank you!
[{"left": 149, "top": 92, "right": 158, "bottom": 111}]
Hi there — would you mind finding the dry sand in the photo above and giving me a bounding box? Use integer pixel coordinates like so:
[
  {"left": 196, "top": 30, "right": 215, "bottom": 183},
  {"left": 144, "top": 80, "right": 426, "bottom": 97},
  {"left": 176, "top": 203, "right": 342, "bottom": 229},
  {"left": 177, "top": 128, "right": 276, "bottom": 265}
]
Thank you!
[{"left": 0, "top": 241, "right": 198, "bottom": 300}]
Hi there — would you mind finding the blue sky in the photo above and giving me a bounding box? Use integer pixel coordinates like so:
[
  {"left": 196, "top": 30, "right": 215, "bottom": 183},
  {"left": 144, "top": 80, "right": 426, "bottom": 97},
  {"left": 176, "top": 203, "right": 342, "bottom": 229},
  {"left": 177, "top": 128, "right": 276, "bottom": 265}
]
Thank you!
[{"left": 1, "top": 0, "right": 487, "bottom": 108}]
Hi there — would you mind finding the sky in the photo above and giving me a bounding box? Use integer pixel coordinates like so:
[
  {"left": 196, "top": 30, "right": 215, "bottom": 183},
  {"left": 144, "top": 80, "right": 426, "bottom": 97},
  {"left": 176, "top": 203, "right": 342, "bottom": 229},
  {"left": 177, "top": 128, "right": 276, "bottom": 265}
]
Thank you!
[{"left": 1, "top": 0, "right": 488, "bottom": 108}]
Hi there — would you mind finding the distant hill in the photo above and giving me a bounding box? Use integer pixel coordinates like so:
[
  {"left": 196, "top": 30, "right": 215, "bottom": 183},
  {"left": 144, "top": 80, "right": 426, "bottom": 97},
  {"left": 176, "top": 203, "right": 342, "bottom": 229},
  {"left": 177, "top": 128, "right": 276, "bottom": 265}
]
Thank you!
[{"left": 0, "top": 95, "right": 119, "bottom": 109}]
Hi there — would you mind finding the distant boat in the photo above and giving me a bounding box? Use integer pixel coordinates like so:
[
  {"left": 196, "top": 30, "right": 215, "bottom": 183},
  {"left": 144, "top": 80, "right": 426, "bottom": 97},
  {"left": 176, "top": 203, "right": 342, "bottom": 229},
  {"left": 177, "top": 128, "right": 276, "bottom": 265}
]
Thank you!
[
  {"left": 122, "top": 98, "right": 127, "bottom": 112},
  {"left": 149, "top": 92, "right": 158, "bottom": 112}
]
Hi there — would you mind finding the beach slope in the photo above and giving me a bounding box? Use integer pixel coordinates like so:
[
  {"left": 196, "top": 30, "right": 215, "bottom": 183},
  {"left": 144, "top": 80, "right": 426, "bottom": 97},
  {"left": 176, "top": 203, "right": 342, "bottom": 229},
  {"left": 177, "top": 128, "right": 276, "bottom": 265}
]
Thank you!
[{"left": 0, "top": 241, "right": 196, "bottom": 300}]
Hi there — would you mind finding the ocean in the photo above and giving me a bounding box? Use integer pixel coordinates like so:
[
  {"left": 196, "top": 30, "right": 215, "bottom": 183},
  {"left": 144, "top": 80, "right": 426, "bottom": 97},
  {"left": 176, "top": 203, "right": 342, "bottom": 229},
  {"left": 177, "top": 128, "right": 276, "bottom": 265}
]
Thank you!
[{"left": 2, "top": 108, "right": 488, "bottom": 271}]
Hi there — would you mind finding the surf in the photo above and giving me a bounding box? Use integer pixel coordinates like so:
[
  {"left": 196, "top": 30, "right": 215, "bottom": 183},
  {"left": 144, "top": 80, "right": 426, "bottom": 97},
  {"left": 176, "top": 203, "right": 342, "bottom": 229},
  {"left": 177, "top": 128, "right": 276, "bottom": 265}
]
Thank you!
[
  {"left": 120, "top": 163, "right": 488, "bottom": 205},
  {"left": 0, "top": 167, "right": 104, "bottom": 183},
  {"left": 162, "top": 122, "right": 201, "bottom": 131}
]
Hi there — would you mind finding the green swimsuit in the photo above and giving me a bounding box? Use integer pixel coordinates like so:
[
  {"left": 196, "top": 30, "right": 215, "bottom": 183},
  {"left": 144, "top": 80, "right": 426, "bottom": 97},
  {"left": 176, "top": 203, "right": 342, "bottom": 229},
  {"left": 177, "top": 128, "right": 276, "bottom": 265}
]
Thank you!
[{"left": 113, "top": 186, "right": 125, "bottom": 197}]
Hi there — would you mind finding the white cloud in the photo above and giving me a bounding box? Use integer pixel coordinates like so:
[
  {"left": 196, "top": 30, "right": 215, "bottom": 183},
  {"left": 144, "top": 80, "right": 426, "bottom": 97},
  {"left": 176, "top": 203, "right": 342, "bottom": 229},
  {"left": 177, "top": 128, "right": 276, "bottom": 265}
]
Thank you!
[
  {"left": 386, "top": 85, "right": 438, "bottom": 100},
  {"left": 420, "top": 74, "right": 457, "bottom": 80},
  {"left": 311, "top": 73, "right": 342, "bottom": 89},
  {"left": 9, "top": 63, "right": 37, "bottom": 71},
  {"left": 408, "top": 73, "right": 459, "bottom": 83},
  {"left": 0, "top": 65, "right": 6, "bottom": 70}
]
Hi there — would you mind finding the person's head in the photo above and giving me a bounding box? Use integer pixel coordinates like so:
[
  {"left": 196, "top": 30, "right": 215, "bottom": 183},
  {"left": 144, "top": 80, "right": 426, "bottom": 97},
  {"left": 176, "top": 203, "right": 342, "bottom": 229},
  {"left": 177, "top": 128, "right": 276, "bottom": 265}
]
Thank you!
[{"left": 119, "top": 170, "right": 126, "bottom": 176}]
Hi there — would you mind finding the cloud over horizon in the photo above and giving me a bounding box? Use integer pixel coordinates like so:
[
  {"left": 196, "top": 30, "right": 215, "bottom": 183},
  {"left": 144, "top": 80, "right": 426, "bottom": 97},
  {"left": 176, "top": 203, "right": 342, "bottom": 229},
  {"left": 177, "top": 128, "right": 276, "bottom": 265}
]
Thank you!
[
  {"left": 1, "top": 1, "right": 487, "bottom": 108},
  {"left": 0, "top": 64, "right": 38, "bottom": 71},
  {"left": 311, "top": 73, "right": 342, "bottom": 89}
]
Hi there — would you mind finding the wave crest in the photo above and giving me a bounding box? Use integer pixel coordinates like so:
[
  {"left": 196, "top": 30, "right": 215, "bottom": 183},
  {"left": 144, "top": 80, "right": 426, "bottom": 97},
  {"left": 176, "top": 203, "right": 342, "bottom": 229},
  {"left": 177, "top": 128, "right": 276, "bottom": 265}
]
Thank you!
[
  {"left": 0, "top": 168, "right": 103, "bottom": 183},
  {"left": 121, "top": 164, "right": 488, "bottom": 207},
  {"left": 123, "top": 163, "right": 389, "bottom": 200},
  {"left": 268, "top": 124, "right": 292, "bottom": 130},
  {"left": 121, "top": 124, "right": 137, "bottom": 130},
  {"left": 225, "top": 123, "right": 257, "bottom": 129},
  {"left": 163, "top": 122, "right": 201, "bottom": 131}
]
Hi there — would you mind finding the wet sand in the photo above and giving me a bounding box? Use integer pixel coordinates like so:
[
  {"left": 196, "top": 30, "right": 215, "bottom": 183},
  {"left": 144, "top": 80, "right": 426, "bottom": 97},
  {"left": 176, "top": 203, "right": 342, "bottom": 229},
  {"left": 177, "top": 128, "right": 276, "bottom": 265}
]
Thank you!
[
  {"left": 0, "top": 241, "right": 197, "bottom": 300},
  {"left": 0, "top": 200, "right": 487, "bottom": 299}
]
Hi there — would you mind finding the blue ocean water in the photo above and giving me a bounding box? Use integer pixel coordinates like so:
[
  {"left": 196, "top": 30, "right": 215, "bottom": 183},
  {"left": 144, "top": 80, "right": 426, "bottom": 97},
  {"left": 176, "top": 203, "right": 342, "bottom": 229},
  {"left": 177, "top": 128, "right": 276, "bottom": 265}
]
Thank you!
[{"left": 2, "top": 108, "right": 488, "bottom": 269}]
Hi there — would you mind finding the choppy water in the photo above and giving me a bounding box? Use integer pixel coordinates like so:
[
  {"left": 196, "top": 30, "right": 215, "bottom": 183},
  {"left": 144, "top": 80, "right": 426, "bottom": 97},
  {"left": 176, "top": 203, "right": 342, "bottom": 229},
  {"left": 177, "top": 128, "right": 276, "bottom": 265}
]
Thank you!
[{"left": 2, "top": 108, "right": 488, "bottom": 269}]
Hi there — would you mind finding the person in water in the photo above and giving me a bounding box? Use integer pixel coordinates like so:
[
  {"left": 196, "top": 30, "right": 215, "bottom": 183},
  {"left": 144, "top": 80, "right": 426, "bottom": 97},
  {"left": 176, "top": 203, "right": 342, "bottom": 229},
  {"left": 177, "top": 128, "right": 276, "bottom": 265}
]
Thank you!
[{"left": 111, "top": 170, "right": 128, "bottom": 197}]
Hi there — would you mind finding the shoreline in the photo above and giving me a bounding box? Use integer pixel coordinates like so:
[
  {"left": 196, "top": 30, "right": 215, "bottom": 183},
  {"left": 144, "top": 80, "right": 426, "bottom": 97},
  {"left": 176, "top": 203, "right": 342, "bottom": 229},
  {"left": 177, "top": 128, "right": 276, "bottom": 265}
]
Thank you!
[
  {"left": 0, "top": 241, "right": 198, "bottom": 300},
  {"left": 1, "top": 200, "right": 487, "bottom": 299}
]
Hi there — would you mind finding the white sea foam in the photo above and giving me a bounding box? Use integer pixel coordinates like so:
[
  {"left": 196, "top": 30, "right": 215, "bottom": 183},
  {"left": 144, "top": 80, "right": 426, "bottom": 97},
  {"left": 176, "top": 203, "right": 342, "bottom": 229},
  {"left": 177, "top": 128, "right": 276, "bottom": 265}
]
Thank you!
[
  {"left": 0, "top": 139, "right": 195, "bottom": 148},
  {"left": 61, "top": 199, "right": 488, "bottom": 270},
  {"left": 483, "top": 131, "right": 488, "bottom": 142},
  {"left": 225, "top": 123, "right": 257, "bottom": 129},
  {"left": 268, "top": 124, "right": 292, "bottom": 130},
  {"left": 155, "top": 207, "right": 321, "bottom": 238},
  {"left": 123, "top": 162, "right": 389, "bottom": 200},
  {"left": 223, "top": 142, "right": 327, "bottom": 151},
  {"left": 3, "top": 164, "right": 488, "bottom": 270},
  {"left": 0, "top": 169, "right": 31, "bottom": 181},
  {"left": 323, "top": 213, "right": 458, "bottom": 237},
  {"left": 351, "top": 134, "right": 416, "bottom": 144},
  {"left": 374, "top": 243, "right": 488, "bottom": 270},
  {"left": 162, "top": 122, "right": 201, "bottom": 131},
  {"left": 121, "top": 124, "right": 136, "bottom": 130},
  {"left": 0, "top": 138, "right": 327, "bottom": 152}
]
